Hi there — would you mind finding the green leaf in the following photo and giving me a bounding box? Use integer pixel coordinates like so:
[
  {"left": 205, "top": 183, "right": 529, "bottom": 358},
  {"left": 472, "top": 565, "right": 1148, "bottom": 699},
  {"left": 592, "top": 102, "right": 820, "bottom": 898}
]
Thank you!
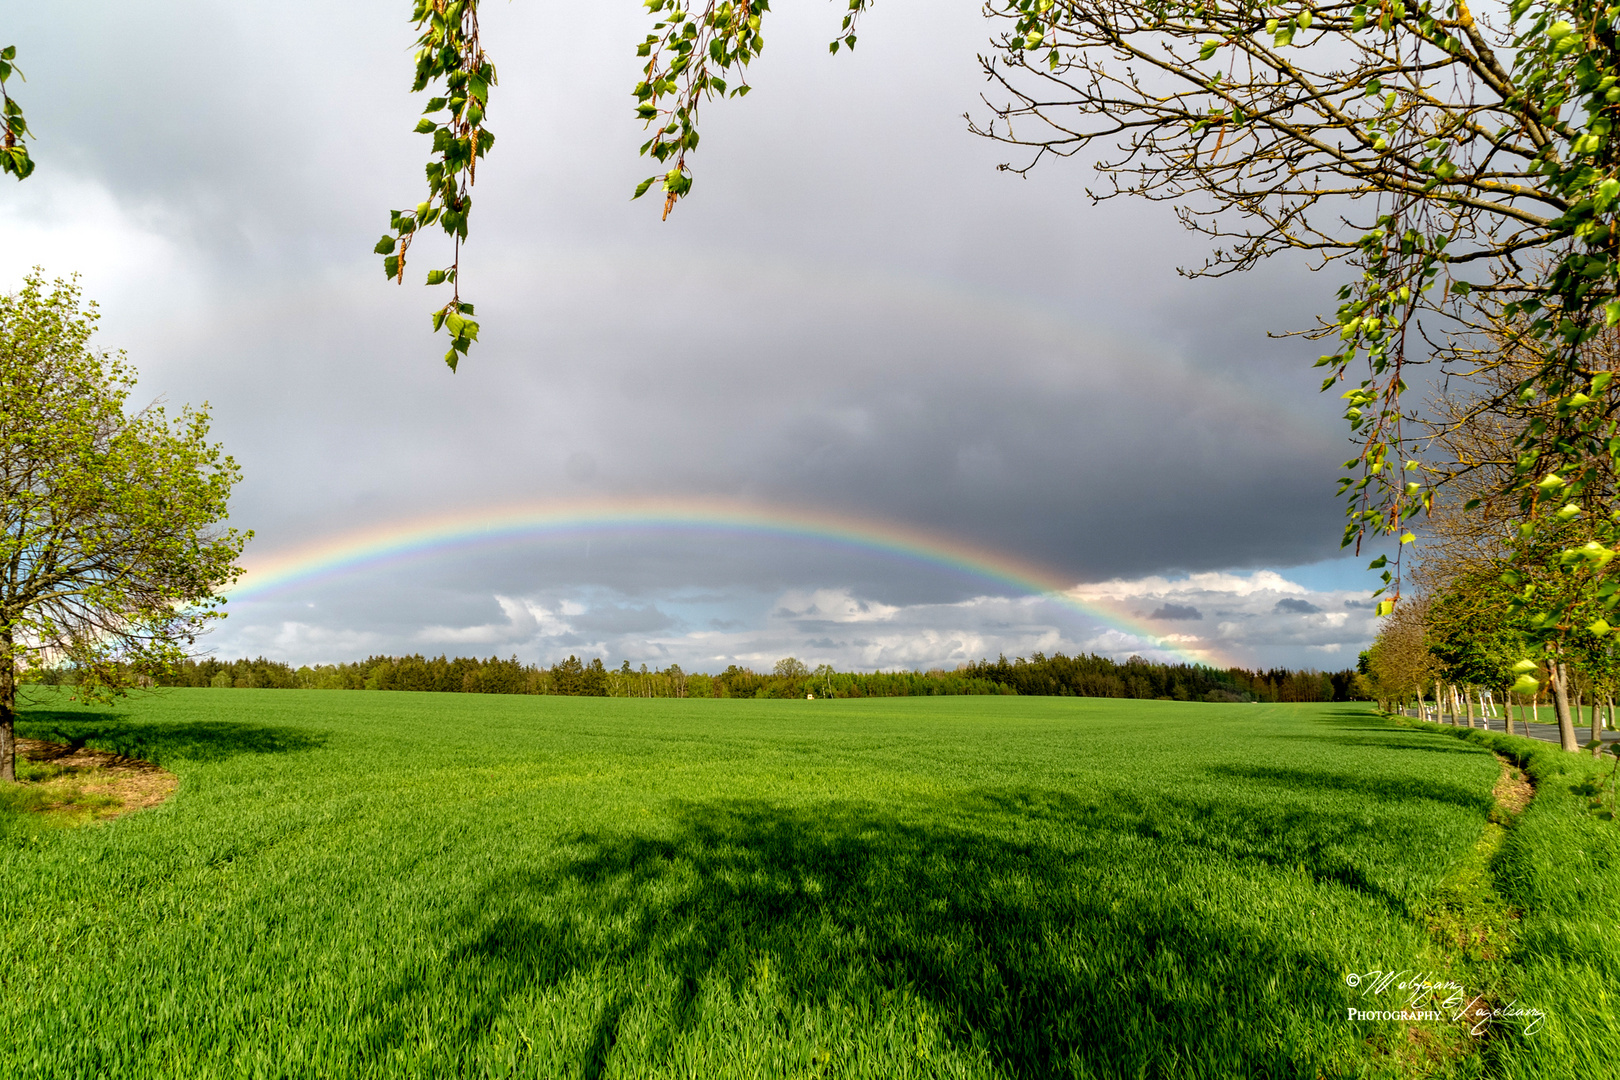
[{"left": 373, "top": 236, "right": 397, "bottom": 256}]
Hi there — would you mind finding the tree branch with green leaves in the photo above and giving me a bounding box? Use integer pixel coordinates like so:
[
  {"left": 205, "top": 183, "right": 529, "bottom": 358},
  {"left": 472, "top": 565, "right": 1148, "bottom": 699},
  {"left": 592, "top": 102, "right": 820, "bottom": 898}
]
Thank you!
[
  {"left": 957, "top": 0, "right": 1620, "bottom": 625},
  {"left": 629, "top": 1, "right": 874, "bottom": 216},
  {"left": 0, "top": 45, "right": 33, "bottom": 180},
  {"left": 376, "top": 1, "right": 497, "bottom": 372}
]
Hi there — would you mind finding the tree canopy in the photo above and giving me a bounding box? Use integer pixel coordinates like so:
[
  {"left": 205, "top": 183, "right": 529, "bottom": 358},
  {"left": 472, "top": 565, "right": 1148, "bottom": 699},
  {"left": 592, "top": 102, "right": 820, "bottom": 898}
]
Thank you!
[{"left": 0, "top": 272, "right": 248, "bottom": 782}]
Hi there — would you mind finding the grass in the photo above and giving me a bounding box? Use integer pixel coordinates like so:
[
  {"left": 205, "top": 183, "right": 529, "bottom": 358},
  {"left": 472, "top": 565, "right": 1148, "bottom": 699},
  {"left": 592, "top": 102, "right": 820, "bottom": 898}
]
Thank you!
[
  {"left": 0, "top": 689, "right": 1607, "bottom": 1078},
  {"left": 1391, "top": 718, "right": 1620, "bottom": 1079},
  {"left": 0, "top": 757, "right": 124, "bottom": 823}
]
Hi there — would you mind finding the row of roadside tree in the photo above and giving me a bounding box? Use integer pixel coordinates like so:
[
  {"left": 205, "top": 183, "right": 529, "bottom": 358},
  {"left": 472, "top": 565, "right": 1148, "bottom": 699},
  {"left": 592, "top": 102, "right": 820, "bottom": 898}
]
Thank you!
[{"left": 1361, "top": 330, "right": 1620, "bottom": 754}]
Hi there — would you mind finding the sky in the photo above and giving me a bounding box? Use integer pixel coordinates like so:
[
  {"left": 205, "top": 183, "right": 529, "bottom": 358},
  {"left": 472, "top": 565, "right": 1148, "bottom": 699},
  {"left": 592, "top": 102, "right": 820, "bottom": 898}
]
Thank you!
[{"left": 0, "top": 0, "right": 1392, "bottom": 672}]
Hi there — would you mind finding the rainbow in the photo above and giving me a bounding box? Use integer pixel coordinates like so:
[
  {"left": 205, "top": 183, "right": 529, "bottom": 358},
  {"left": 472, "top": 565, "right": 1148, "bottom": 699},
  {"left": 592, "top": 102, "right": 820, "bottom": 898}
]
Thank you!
[{"left": 224, "top": 497, "right": 1228, "bottom": 667}]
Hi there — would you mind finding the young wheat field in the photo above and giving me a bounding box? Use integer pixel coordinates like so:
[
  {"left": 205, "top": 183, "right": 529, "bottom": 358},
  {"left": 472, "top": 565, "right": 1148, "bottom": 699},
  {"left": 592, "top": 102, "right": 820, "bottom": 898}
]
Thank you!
[{"left": 2, "top": 690, "right": 1613, "bottom": 1079}]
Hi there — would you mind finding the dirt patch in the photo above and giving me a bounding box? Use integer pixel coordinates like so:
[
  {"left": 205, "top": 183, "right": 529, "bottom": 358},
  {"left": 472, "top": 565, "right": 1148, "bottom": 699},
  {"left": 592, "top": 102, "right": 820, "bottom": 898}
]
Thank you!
[
  {"left": 8, "top": 738, "right": 178, "bottom": 821},
  {"left": 1491, "top": 752, "right": 1535, "bottom": 817}
]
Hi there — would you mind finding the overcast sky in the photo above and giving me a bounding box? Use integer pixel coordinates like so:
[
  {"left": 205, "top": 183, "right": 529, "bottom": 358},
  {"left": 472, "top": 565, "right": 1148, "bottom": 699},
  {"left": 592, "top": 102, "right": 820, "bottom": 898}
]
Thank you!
[{"left": 1, "top": 0, "right": 1390, "bottom": 672}]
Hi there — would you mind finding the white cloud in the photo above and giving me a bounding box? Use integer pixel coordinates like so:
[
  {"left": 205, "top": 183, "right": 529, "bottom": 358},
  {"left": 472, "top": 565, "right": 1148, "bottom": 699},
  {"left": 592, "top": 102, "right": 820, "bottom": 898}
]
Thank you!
[
  {"left": 213, "top": 620, "right": 385, "bottom": 662},
  {"left": 0, "top": 174, "right": 204, "bottom": 340},
  {"left": 213, "top": 563, "right": 1381, "bottom": 671},
  {"left": 772, "top": 588, "right": 900, "bottom": 623},
  {"left": 417, "top": 596, "right": 573, "bottom": 645},
  {"left": 1069, "top": 569, "right": 1310, "bottom": 601}
]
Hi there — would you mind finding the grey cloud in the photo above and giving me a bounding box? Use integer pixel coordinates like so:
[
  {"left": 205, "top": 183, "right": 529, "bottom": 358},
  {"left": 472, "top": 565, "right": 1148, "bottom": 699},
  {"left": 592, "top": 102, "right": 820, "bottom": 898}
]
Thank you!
[
  {"left": 5, "top": 2, "right": 1374, "bottom": 668},
  {"left": 1275, "top": 598, "right": 1323, "bottom": 614},
  {"left": 1149, "top": 604, "right": 1204, "bottom": 621},
  {"left": 569, "top": 604, "right": 675, "bottom": 635}
]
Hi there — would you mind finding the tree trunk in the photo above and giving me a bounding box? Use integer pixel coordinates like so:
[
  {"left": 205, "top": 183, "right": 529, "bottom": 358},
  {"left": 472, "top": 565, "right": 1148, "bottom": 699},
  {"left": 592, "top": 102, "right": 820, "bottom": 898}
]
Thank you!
[
  {"left": 1593, "top": 698, "right": 1604, "bottom": 757},
  {"left": 1532, "top": 691, "right": 1540, "bottom": 726},
  {"left": 1551, "top": 663, "right": 1580, "bottom": 752},
  {"left": 1478, "top": 688, "right": 1490, "bottom": 731},
  {"left": 1504, "top": 692, "right": 1516, "bottom": 737},
  {"left": 0, "top": 628, "right": 15, "bottom": 784},
  {"left": 1464, "top": 686, "right": 1476, "bottom": 729}
]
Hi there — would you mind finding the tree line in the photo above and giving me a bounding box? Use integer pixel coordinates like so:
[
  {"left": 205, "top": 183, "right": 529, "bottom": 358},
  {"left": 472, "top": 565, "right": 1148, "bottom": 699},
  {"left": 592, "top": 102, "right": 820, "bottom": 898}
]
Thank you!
[
  {"left": 26, "top": 651, "right": 1367, "bottom": 704},
  {"left": 961, "top": 654, "right": 1368, "bottom": 704}
]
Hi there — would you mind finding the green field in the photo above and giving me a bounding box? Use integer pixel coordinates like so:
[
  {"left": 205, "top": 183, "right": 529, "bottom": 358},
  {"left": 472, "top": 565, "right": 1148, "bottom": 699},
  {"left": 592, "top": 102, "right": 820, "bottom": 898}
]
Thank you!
[{"left": 1, "top": 690, "right": 1613, "bottom": 1078}]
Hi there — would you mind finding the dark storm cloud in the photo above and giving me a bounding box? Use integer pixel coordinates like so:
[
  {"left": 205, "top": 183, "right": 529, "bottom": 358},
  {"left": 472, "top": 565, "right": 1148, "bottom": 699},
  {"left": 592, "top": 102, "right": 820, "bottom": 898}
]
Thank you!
[
  {"left": 2, "top": 0, "right": 1374, "bottom": 664},
  {"left": 1148, "top": 604, "right": 1204, "bottom": 621},
  {"left": 1275, "top": 597, "right": 1323, "bottom": 614}
]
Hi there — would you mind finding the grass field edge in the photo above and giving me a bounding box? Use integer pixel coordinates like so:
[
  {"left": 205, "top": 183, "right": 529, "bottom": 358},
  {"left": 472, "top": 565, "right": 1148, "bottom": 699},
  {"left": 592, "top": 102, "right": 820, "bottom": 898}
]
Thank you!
[{"left": 1386, "top": 714, "right": 1620, "bottom": 1079}]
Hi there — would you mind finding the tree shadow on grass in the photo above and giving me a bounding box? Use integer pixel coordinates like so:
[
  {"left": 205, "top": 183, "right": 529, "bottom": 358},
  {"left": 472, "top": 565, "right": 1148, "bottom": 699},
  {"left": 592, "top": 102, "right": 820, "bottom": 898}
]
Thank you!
[
  {"left": 15, "top": 710, "right": 324, "bottom": 765},
  {"left": 357, "top": 792, "right": 1410, "bottom": 1078}
]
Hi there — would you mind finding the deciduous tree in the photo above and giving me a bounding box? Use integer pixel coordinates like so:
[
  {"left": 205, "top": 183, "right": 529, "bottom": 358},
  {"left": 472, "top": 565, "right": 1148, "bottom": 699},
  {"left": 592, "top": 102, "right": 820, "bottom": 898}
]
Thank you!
[
  {"left": 0, "top": 272, "right": 247, "bottom": 782},
  {"left": 1365, "top": 595, "right": 1437, "bottom": 712}
]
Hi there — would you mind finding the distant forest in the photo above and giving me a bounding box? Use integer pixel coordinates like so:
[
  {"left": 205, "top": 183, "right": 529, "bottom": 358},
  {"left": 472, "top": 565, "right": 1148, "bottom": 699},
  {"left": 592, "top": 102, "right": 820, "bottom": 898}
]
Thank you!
[{"left": 28, "top": 651, "right": 1371, "bottom": 702}]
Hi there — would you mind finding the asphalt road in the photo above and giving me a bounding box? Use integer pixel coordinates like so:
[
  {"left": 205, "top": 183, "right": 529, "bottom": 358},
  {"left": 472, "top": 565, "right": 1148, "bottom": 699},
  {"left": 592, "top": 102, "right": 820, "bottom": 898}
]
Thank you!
[{"left": 1408, "top": 709, "right": 1620, "bottom": 749}]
